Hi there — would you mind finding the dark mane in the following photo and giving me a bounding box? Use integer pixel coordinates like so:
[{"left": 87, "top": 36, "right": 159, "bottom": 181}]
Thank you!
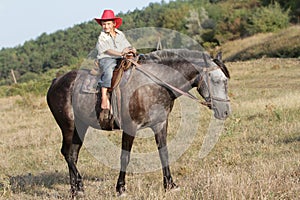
[
  {"left": 143, "top": 49, "right": 231, "bottom": 79},
  {"left": 213, "top": 58, "right": 231, "bottom": 79},
  {"left": 143, "top": 49, "right": 213, "bottom": 67}
]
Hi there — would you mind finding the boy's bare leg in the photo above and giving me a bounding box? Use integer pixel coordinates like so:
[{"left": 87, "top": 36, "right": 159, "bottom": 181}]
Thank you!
[{"left": 101, "top": 87, "right": 110, "bottom": 110}]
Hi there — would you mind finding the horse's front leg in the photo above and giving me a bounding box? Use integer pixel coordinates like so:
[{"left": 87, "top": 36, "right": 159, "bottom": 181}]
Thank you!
[
  {"left": 152, "top": 121, "right": 178, "bottom": 191},
  {"left": 116, "top": 131, "right": 135, "bottom": 196}
]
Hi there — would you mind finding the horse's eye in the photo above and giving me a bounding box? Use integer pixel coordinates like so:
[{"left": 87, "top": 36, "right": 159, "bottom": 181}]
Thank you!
[{"left": 215, "top": 80, "right": 221, "bottom": 84}]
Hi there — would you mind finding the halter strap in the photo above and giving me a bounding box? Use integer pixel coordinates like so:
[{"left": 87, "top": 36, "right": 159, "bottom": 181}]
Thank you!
[{"left": 202, "top": 53, "right": 230, "bottom": 105}]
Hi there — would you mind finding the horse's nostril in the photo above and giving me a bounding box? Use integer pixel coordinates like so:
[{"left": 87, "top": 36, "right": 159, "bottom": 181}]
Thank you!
[{"left": 224, "top": 111, "right": 228, "bottom": 116}]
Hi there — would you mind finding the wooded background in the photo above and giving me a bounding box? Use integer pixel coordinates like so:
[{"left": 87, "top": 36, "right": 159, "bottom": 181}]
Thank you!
[{"left": 0, "top": 0, "right": 299, "bottom": 86}]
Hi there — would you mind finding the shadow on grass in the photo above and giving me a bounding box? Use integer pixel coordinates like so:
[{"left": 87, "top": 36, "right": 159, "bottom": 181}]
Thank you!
[
  {"left": 282, "top": 136, "right": 300, "bottom": 144},
  {"left": 9, "top": 172, "right": 68, "bottom": 192},
  {"left": 8, "top": 171, "right": 105, "bottom": 198}
]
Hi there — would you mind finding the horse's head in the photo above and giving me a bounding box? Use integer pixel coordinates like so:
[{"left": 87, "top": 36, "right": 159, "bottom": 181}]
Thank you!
[
  {"left": 196, "top": 53, "right": 231, "bottom": 120},
  {"left": 142, "top": 49, "right": 231, "bottom": 120}
]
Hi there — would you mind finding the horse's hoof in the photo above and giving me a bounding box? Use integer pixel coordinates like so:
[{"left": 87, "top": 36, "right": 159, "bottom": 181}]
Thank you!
[
  {"left": 77, "top": 191, "right": 85, "bottom": 197},
  {"left": 116, "top": 185, "right": 126, "bottom": 197},
  {"left": 118, "top": 191, "right": 127, "bottom": 198},
  {"left": 170, "top": 185, "right": 180, "bottom": 192},
  {"left": 70, "top": 189, "right": 85, "bottom": 199},
  {"left": 165, "top": 182, "right": 180, "bottom": 192}
]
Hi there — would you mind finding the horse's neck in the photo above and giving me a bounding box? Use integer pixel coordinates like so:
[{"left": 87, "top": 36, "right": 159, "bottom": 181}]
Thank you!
[{"left": 142, "top": 62, "right": 198, "bottom": 93}]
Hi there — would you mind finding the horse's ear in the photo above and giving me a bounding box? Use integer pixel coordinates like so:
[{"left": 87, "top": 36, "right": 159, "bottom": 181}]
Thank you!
[
  {"left": 215, "top": 51, "right": 222, "bottom": 61},
  {"left": 213, "top": 52, "right": 231, "bottom": 79}
]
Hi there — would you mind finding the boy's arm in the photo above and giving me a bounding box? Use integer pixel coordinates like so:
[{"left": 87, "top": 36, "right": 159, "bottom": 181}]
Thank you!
[
  {"left": 104, "top": 49, "right": 123, "bottom": 57},
  {"left": 105, "top": 47, "right": 135, "bottom": 57}
]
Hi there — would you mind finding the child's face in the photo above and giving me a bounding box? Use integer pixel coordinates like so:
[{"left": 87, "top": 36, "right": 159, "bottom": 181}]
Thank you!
[{"left": 101, "top": 20, "right": 116, "bottom": 34}]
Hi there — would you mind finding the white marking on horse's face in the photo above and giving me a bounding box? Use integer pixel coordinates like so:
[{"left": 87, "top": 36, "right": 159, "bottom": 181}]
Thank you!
[
  {"left": 208, "top": 68, "right": 228, "bottom": 101},
  {"left": 209, "top": 68, "right": 231, "bottom": 119}
]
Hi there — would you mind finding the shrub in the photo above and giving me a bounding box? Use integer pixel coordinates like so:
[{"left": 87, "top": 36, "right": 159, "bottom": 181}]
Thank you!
[
  {"left": 246, "top": 2, "right": 290, "bottom": 35},
  {"left": 18, "top": 72, "right": 40, "bottom": 83}
]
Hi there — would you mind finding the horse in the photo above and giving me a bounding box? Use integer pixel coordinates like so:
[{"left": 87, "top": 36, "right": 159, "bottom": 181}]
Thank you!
[{"left": 46, "top": 49, "right": 231, "bottom": 197}]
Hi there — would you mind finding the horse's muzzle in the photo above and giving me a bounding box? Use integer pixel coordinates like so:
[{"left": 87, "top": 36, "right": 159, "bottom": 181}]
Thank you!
[{"left": 212, "top": 101, "right": 231, "bottom": 120}]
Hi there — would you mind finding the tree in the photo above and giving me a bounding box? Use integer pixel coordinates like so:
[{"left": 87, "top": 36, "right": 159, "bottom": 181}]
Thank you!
[{"left": 246, "top": 2, "right": 290, "bottom": 35}]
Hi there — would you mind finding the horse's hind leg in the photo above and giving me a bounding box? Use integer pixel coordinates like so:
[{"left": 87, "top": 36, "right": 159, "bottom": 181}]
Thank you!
[
  {"left": 61, "top": 119, "right": 88, "bottom": 197},
  {"left": 116, "top": 131, "right": 135, "bottom": 196},
  {"left": 152, "top": 121, "right": 178, "bottom": 191}
]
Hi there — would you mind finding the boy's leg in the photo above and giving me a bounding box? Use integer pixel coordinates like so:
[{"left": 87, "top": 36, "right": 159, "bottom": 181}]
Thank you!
[
  {"left": 101, "top": 87, "right": 110, "bottom": 110},
  {"left": 98, "top": 58, "right": 117, "bottom": 110}
]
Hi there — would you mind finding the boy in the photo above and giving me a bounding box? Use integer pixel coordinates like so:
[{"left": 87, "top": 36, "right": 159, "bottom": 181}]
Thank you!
[{"left": 95, "top": 9, "right": 136, "bottom": 110}]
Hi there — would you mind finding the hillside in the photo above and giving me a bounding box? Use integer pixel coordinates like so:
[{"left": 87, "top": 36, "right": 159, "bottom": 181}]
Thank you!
[
  {"left": 0, "top": 24, "right": 299, "bottom": 98},
  {"left": 222, "top": 25, "right": 300, "bottom": 61},
  {"left": 0, "top": 0, "right": 299, "bottom": 85}
]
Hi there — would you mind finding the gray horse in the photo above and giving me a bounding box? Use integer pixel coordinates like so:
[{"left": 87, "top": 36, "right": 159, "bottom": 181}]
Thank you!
[{"left": 46, "top": 49, "right": 231, "bottom": 197}]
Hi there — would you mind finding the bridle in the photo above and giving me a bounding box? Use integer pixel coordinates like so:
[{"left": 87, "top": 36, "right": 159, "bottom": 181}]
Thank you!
[
  {"left": 196, "top": 53, "right": 231, "bottom": 108},
  {"left": 127, "top": 56, "right": 230, "bottom": 108},
  {"left": 196, "top": 65, "right": 230, "bottom": 108}
]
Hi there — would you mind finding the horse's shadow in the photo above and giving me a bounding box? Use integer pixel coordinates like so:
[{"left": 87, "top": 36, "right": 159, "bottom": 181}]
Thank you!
[
  {"left": 282, "top": 136, "right": 300, "bottom": 144},
  {"left": 9, "top": 172, "right": 67, "bottom": 192},
  {"left": 8, "top": 171, "right": 104, "bottom": 197}
]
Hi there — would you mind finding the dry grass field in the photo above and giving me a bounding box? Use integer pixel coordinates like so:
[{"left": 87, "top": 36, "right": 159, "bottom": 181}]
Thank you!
[{"left": 0, "top": 58, "right": 299, "bottom": 199}]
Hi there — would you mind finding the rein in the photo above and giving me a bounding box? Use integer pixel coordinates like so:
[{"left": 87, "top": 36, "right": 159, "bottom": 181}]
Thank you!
[{"left": 128, "top": 58, "right": 215, "bottom": 107}]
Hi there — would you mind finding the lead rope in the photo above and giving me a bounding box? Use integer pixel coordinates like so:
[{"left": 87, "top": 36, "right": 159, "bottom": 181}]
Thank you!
[{"left": 127, "top": 58, "right": 209, "bottom": 106}]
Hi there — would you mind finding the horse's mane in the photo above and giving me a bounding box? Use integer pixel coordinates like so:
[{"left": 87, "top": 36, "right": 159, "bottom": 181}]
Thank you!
[
  {"left": 143, "top": 49, "right": 230, "bottom": 78},
  {"left": 143, "top": 49, "right": 211, "bottom": 66}
]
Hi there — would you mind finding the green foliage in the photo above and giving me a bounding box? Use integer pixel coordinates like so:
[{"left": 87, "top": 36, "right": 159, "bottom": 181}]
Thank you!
[
  {"left": 212, "top": 5, "right": 250, "bottom": 41},
  {"left": 17, "top": 72, "right": 40, "bottom": 83},
  {"left": 0, "top": 0, "right": 299, "bottom": 91},
  {"left": 0, "top": 22, "right": 98, "bottom": 85},
  {"left": 260, "top": 0, "right": 300, "bottom": 22},
  {"left": 246, "top": 2, "right": 290, "bottom": 35},
  {"left": 0, "top": 80, "right": 49, "bottom": 97},
  {"left": 0, "top": 65, "right": 75, "bottom": 98}
]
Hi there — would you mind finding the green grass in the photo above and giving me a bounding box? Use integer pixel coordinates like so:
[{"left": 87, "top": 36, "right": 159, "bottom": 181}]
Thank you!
[{"left": 0, "top": 64, "right": 76, "bottom": 98}]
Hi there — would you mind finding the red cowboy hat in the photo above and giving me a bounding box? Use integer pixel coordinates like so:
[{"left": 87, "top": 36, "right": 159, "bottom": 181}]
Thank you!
[{"left": 95, "top": 9, "right": 122, "bottom": 28}]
